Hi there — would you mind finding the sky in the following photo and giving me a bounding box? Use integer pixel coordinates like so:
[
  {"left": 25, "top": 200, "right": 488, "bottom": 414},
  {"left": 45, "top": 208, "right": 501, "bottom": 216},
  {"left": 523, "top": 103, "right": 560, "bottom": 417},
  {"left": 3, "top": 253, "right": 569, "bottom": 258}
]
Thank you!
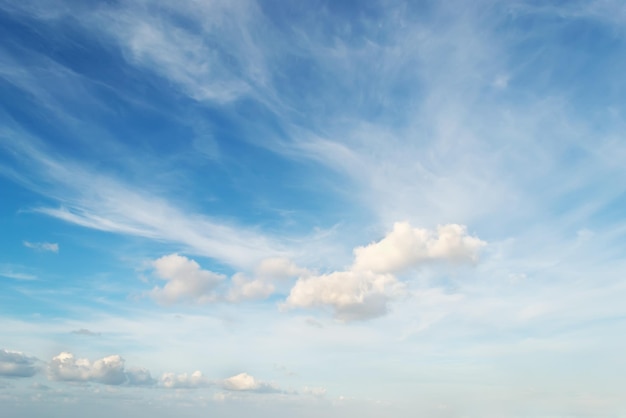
[{"left": 1, "top": 0, "right": 626, "bottom": 416}]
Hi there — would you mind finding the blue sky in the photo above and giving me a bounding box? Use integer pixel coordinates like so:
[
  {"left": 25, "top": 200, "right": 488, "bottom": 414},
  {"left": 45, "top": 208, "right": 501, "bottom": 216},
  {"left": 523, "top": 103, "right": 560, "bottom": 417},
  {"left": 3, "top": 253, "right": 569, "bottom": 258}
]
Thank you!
[{"left": 2, "top": 0, "right": 626, "bottom": 416}]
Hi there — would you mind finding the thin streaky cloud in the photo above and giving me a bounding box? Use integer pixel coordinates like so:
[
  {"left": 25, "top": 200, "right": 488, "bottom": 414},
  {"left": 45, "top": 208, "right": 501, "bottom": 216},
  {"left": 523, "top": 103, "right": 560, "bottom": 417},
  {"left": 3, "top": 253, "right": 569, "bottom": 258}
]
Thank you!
[{"left": 23, "top": 241, "right": 59, "bottom": 253}]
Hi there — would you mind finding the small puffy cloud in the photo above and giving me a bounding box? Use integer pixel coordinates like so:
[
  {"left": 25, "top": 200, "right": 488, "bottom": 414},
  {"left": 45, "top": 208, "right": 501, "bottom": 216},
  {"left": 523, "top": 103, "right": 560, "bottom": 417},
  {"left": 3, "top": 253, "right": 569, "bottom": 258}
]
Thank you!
[
  {"left": 23, "top": 241, "right": 59, "bottom": 253},
  {"left": 0, "top": 349, "right": 38, "bottom": 378},
  {"left": 48, "top": 352, "right": 92, "bottom": 382},
  {"left": 151, "top": 253, "right": 225, "bottom": 304},
  {"left": 285, "top": 270, "right": 405, "bottom": 321},
  {"left": 220, "top": 372, "right": 278, "bottom": 393},
  {"left": 352, "top": 223, "right": 486, "bottom": 274},
  {"left": 161, "top": 371, "right": 210, "bottom": 389},
  {"left": 47, "top": 352, "right": 153, "bottom": 386}
]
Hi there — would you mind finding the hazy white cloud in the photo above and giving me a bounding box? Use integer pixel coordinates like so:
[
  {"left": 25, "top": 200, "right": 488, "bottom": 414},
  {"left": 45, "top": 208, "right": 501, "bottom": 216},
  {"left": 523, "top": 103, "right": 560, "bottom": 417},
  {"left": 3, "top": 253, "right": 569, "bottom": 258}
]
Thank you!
[
  {"left": 227, "top": 257, "right": 309, "bottom": 301},
  {"left": 220, "top": 372, "right": 278, "bottom": 393},
  {"left": 150, "top": 253, "right": 225, "bottom": 305},
  {"left": 118, "top": 17, "right": 250, "bottom": 104},
  {"left": 71, "top": 328, "right": 101, "bottom": 336},
  {"left": 161, "top": 371, "right": 210, "bottom": 389},
  {"left": 125, "top": 367, "right": 156, "bottom": 386},
  {"left": 255, "top": 257, "right": 309, "bottom": 280},
  {"left": 302, "top": 386, "right": 327, "bottom": 397},
  {"left": 352, "top": 223, "right": 486, "bottom": 274},
  {"left": 305, "top": 317, "right": 324, "bottom": 328},
  {"left": 23, "top": 240, "right": 59, "bottom": 253},
  {"left": 0, "top": 349, "right": 38, "bottom": 378}
]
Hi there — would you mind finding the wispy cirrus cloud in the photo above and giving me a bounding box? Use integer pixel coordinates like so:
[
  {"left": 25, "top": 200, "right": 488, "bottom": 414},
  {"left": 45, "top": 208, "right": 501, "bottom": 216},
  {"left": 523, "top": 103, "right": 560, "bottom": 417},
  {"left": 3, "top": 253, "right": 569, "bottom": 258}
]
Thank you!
[
  {"left": 0, "top": 264, "right": 36, "bottom": 281},
  {"left": 0, "top": 132, "right": 289, "bottom": 270},
  {"left": 23, "top": 241, "right": 58, "bottom": 253}
]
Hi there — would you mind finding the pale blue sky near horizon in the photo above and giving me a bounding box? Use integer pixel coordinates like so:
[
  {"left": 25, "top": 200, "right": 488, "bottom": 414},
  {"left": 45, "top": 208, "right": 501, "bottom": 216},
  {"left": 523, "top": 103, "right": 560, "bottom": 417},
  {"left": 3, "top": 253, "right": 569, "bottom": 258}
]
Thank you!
[{"left": 2, "top": 0, "right": 626, "bottom": 417}]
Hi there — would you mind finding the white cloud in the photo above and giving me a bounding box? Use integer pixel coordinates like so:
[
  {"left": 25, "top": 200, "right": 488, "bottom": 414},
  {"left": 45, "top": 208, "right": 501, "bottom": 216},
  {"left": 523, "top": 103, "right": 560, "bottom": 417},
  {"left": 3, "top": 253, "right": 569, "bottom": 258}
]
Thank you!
[
  {"left": 286, "top": 270, "right": 405, "bottom": 321},
  {"left": 47, "top": 352, "right": 153, "bottom": 386},
  {"left": 47, "top": 352, "right": 93, "bottom": 382},
  {"left": 285, "top": 223, "right": 484, "bottom": 321},
  {"left": 23, "top": 240, "right": 59, "bottom": 253},
  {"left": 220, "top": 372, "right": 278, "bottom": 393},
  {"left": 352, "top": 223, "right": 486, "bottom": 274},
  {"left": 0, "top": 349, "right": 38, "bottom": 378},
  {"left": 161, "top": 371, "right": 210, "bottom": 389},
  {"left": 149, "top": 254, "right": 310, "bottom": 304},
  {"left": 47, "top": 353, "right": 123, "bottom": 384},
  {"left": 150, "top": 253, "right": 225, "bottom": 305},
  {"left": 90, "top": 355, "right": 127, "bottom": 385}
]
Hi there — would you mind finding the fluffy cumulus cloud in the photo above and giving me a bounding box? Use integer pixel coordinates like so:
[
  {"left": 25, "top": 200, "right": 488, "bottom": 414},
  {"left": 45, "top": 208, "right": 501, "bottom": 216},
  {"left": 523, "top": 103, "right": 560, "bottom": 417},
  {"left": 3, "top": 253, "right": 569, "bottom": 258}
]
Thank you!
[
  {"left": 151, "top": 253, "right": 225, "bottom": 304},
  {"left": 149, "top": 254, "right": 309, "bottom": 303},
  {"left": 220, "top": 372, "right": 279, "bottom": 393},
  {"left": 286, "top": 223, "right": 485, "bottom": 321},
  {"left": 0, "top": 349, "right": 39, "bottom": 378},
  {"left": 147, "top": 225, "right": 483, "bottom": 318},
  {"left": 47, "top": 352, "right": 154, "bottom": 386},
  {"left": 161, "top": 371, "right": 210, "bottom": 389},
  {"left": 286, "top": 270, "right": 405, "bottom": 321},
  {"left": 352, "top": 223, "right": 486, "bottom": 274}
]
